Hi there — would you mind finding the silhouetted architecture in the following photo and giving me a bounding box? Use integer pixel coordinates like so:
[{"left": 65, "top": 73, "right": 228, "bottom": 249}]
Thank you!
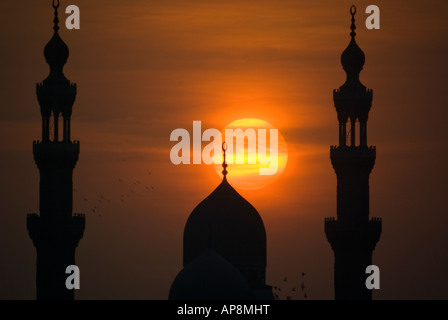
[
  {"left": 324, "top": 6, "right": 382, "bottom": 300},
  {"left": 27, "top": 1, "right": 85, "bottom": 300},
  {"left": 169, "top": 144, "right": 274, "bottom": 300}
]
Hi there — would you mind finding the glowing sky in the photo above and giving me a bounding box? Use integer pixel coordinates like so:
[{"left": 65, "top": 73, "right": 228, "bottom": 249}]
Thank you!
[{"left": 0, "top": 0, "right": 447, "bottom": 299}]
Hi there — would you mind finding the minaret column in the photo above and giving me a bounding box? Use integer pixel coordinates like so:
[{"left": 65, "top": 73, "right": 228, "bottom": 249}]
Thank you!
[
  {"left": 350, "top": 118, "right": 356, "bottom": 146},
  {"left": 27, "top": 0, "right": 84, "bottom": 300},
  {"left": 325, "top": 5, "right": 381, "bottom": 300}
]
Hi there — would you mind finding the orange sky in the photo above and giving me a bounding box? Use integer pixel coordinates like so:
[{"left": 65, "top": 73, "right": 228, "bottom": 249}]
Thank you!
[{"left": 0, "top": 0, "right": 447, "bottom": 299}]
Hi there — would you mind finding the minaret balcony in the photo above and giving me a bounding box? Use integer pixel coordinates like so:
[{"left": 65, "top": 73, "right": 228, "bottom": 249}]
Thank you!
[
  {"left": 324, "top": 217, "right": 382, "bottom": 251},
  {"left": 27, "top": 213, "right": 85, "bottom": 246},
  {"left": 330, "top": 145, "right": 375, "bottom": 158},
  {"left": 33, "top": 140, "right": 79, "bottom": 153},
  {"left": 33, "top": 140, "right": 80, "bottom": 169}
]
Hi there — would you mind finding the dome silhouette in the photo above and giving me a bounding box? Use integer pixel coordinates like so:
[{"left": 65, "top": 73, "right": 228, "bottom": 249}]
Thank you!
[{"left": 183, "top": 177, "right": 267, "bottom": 285}]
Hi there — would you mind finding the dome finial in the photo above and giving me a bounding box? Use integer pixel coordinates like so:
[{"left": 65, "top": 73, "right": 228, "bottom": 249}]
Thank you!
[
  {"left": 350, "top": 5, "right": 357, "bottom": 39},
  {"left": 52, "top": 0, "right": 60, "bottom": 32},
  {"left": 222, "top": 142, "right": 228, "bottom": 178}
]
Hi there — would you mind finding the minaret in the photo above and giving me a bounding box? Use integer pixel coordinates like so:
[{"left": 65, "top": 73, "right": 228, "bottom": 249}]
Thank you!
[
  {"left": 324, "top": 6, "right": 381, "bottom": 300},
  {"left": 27, "top": 0, "right": 85, "bottom": 300}
]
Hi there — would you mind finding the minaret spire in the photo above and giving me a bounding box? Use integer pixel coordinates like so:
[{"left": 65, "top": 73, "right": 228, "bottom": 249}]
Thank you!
[
  {"left": 340, "top": 5, "right": 365, "bottom": 89},
  {"left": 39, "top": 0, "right": 75, "bottom": 142},
  {"left": 27, "top": 1, "right": 85, "bottom": 300},
  {"left": 350, "top": 5, "right": 356, "bottom": 39},
  {"left": 52, "top": 0, "right": 60, "bottom": 32}
]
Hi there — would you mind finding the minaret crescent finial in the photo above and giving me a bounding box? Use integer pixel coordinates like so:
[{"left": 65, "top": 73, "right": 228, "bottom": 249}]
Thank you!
[
  {"left": 52, "top": 0, "right": 60, "bottom": 32},
  {"left": 350, "top": 5, "right": 356, "bottom": 39}
]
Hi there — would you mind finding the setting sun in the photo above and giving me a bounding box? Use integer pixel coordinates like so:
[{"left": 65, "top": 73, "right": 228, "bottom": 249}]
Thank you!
[{"left": 213, "top": 118, "right": 288, "bottom": 190}]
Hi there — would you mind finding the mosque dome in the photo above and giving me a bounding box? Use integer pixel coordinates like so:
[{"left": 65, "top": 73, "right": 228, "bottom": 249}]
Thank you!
[{"left": 183, "top": 177, "right": 267, "bottom": 278}]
